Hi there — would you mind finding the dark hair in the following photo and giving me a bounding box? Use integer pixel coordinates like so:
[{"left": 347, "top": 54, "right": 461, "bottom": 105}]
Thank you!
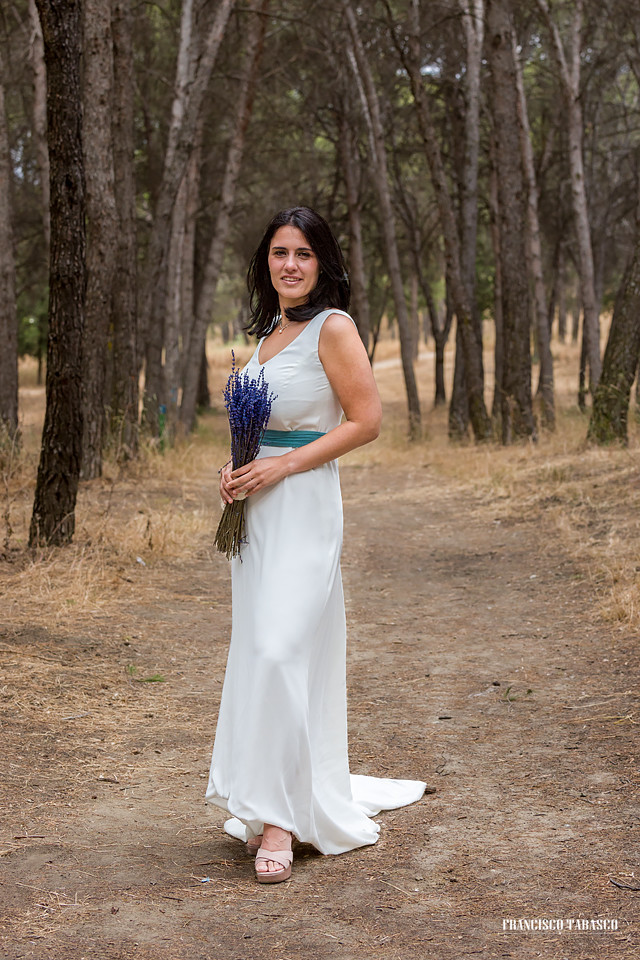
[{"left": 246, "top": 206, "right": 350, "bottom": 337}]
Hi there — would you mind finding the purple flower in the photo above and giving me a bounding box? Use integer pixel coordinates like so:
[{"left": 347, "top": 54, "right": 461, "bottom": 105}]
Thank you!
[
  {"left": 215, "top": 353, "right": 276, "bottom": 559},
  {"left": 223, "top": 352, "right": 276, "bottom": 468}
]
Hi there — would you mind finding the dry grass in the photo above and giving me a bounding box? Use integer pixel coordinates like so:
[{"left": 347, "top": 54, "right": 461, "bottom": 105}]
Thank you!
[
  {"left": 354, "top": 323, "right": 640, "bottom": 631},
  {"left": 2, "top": 331, "right": 640, "bottom": 633},
  {"left": 2, "top": 363, "right": 232, "bottom": 628}
]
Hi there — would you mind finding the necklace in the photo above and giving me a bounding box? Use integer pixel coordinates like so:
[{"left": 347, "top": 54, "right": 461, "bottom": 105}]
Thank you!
[{"left": 277, "top": 318, "right": 293, "bottom": 335}]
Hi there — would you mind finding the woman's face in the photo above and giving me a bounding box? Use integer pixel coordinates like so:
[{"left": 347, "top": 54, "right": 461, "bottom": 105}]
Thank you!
[{"left": 268, "top": 225, "right": 320, "bottom": 311}]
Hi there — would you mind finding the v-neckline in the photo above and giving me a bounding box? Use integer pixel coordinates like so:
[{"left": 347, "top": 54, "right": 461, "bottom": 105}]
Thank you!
[{"left": 257, "top": 312, "right": 322, "bottom": 367}]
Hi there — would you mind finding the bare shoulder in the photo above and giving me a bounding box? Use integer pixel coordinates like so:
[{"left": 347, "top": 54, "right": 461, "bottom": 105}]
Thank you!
[{"left": 319, "top": 311, "right": 361, "bottom": 353}]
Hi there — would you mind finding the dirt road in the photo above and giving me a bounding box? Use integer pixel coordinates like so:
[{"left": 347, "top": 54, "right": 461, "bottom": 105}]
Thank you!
[{"left": 1, "top": 459, "right": 638, "bottom": 959}]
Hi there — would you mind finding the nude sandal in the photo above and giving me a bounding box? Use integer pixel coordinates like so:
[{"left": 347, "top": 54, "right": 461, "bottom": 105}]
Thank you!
[
  {"left": 248, "top": 833, "right": 297, "bottom": 856},
  {"left": 254, "top": 845, "right": 293, "bottom": 883}
]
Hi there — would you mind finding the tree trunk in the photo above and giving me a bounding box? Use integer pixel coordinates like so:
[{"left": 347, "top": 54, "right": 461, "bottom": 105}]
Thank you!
[
  {"left": 459, "top": 0, "right": 483, "bottom": 307},
  {"left": 0, "top": 49, "right": 18, "bottom": 439},
  {"left": 434, "top": 324, "right": 447, "bottom": 407},
  {"left": 409, "top": 270, "right": 419, "bottom": 361},
  {"left": 454, "top": 0, "right": 485, "bottom": 436},
  {"left": 343, "top": 0, "right": 421, "bottom": 438},
  {"left": 196, "top": 342, "right": 211, "bottom": 411},
  {"left": 557, "top": 261, "right": 567, "bottom": 342},
  {"left": 513, "top": 34, "right": 555, "bottom": 430},
  {"left": 488, "top": 127, "right": 504, "bottom": 426},
  {"left": 28, "top": 0, "right": 50, "bottom": 254},
  {"left": 536, "top": 0, "right": 601, "bottom": 392},
  {"left": 163, "top": 169, "right": 189, "bottom": 437},
  {"left": 434, "top": 291, "right": 453, "bottom": 408},
  {"left": 180, "top": 139, "right": 200, "bottom": 363},
  {"left": 548, "top": 239, "right": 567, "bottom": 342},
  {"left": 571, "top": 304, "right": 580, "bottom": 343},
  {"left": 81, "top": 0, "right": 118, "bottom": 479},
  {"left": 180, "top": 0, "right": 269, "bottom": 433},
  {"left": 30, "top": 0, "right": 86, "bottom": 547},
  {"left": 339, "top": 114, "right": 371, "bottom": 351},
  {"left": 449, "top": 322, "right": 469, "bottom": 435},
  {"left": 587, "top": 229, "right": 640, "bottom": 443},
  {"left": 142, "top": 0, "right": 236, "bottom": 430},
  {"left": 142, "top": 0, "right": 195, "bottom": 429},
  {"left": 421, "top": 271, "right": 438, "bottom": 343},
  {"left": 404, "top": 0, "right": 490, "bottom": 441},
  {"left": 578, "top": 314, "right": 587, "bottom": 411},
  {"left": 447, "top": 2, "right": 484, "bottom": 441},
  {"left": 110, "top": 0, "right": 138, "bottom": 460},
  {"left": 486, "top": 0, "right": 536, "bottom": 443}
]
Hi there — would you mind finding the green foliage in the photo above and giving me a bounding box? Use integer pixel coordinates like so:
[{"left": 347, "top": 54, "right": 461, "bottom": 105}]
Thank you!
[
  {"left": 18, "top": 297, "right": 47, "bottom": 359},
  {"left": 3, "top": 0, "right": 640, "bottom": 434}
]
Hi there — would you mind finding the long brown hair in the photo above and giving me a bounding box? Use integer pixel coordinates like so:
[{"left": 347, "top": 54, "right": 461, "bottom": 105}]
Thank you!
[{"left": 246, "top": 206, "right": 350, "bottom": 337}]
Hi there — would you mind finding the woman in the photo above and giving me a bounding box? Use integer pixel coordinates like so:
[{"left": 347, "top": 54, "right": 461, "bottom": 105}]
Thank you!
[{"left": 206, "top": 207, "right": 426, "bottom": 883}]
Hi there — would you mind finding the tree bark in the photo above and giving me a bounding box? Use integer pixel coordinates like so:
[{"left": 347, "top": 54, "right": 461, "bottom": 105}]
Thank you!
[
  {"left": 343, "top": 0, "right": 421, "bottom": 439},
  {"left": 180, "top": 139, "right": 200, "bottom": 365},
  {"left": 536, "top": 0, "right": 601, "bottom": 392},
  {"left": 196, "top": 342, "right": 211, "bottom": 411},
  {"left": 142, "top": 0, "right": 236, "bottom": 430},
  {"left": 30, "top": 0, "right": 86, "bottom": 547},
  {"left": 459, "top": 0, "right": 483, "bottom": 308},
  {"left": 409, "top": 270, "right": 420, "bottom": 361},
  {"left": 389, "top": 135, "right": 449, "bottom": 401},
  {"left": 403, "top": 0, "right": 491, "bottom": 441},
  {"left": 339, "top": 114, "right": 371, "bottom": 351},
  {"left": 450, "top": 0, "right": 484, "bottom": 436},
  {"left": 434, "top": 316, "right": 449, "bottom": 407},
  {"left": 81, "top": 0, "right": 118, "bottom": 479},
  {"left": 142, "top": 0, "right": 196, "bottom": 428},
  {"left": 587, "top": 232, "right": 640, "bottom": 443},
  {"left": 163, "top": 168, "right": 189, "bottom": 436},
  {"left": 110, "top": 0, "right": 138, "bottom": 460},
  {"left": 513, "top": 33, "right": 555, "bottom": 429},
  {"left": 488, "top": 127, "right": 504, "bottom": 425},
  {"left": 28, "top": 0, "right": 50, "bottom": 254},
  {"left": 0, "top": 49, "right": 18, "bottom": 439},
  {"left": 547, "top": 239, "right": 567, "bottom": 342},
  {"left": 449, "top": 327, "right": 469, "bottom": 437},
  {"left": 557, "top": 254, "right": 567, "bottom": 342},
  {"left": 486, "top": 0, "right": 536, "bottom": 443},
  {"left": 180, "top": 0, "right": 269, "bottom": 433}
]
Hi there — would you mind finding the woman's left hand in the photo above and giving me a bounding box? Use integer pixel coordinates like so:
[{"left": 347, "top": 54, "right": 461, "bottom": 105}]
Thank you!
[{"left": 227, "top": 456, "right": 289, "bottom": 499}]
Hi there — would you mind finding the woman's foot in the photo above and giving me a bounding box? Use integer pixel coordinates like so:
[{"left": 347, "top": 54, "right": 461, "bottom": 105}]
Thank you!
[
  {"left": 254, "top": 824, "right": 293, "bottom": 882},
  {"left": 246, "top": 834, "right": 263, "bottom": 855}
]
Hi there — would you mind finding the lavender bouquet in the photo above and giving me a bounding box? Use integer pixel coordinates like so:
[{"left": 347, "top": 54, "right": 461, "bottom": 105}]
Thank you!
[{"left": 214, "top": 354, "right": 276, "bottom": 559}]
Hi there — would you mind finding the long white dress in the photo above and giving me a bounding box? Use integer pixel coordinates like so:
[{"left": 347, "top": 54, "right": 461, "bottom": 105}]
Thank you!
[{"left": 205, "top": 308, "right": 426, "bottom": 855}]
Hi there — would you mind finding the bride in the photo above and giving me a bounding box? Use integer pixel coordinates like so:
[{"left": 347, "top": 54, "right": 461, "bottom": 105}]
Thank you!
[{"left": 206, "top": 206, "right": 426, "bottom": 883}]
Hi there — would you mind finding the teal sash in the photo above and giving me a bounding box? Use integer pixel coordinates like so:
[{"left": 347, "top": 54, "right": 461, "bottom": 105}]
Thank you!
[{"left": 261, "top": 429, "right": 325, "bottom": 448}]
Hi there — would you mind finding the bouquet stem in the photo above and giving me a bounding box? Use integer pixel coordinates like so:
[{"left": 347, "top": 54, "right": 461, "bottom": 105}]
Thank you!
[{"left": 214, "top": 499, "right": 246, "bottom": 560}]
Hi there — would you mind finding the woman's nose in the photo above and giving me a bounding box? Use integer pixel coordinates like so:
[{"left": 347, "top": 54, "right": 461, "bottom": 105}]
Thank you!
[{"left": 285, "top": 251, "right": 297, "bottom": 270}]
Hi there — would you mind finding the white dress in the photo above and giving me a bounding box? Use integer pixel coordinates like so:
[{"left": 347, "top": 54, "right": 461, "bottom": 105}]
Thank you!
[{"left": 205, "top": 308, "right": 426, "bottom": 855}]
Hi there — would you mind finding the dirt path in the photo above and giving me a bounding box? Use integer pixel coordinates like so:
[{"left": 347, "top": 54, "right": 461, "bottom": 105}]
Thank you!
[{"left": 1, "top": 461, "right": 639, "bottom": 959}]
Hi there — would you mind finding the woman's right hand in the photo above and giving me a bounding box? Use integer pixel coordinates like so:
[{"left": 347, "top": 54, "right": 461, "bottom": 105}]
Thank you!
[{"left": 219, "top": 461, "right": 234, "bottom": 505}]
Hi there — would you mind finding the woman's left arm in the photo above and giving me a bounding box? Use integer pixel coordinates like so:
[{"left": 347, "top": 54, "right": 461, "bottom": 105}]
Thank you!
[{"left": 225, "top": 314, "right": 381, "bottom": 500}]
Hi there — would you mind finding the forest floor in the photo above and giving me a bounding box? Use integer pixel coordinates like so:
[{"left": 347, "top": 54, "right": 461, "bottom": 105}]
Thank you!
[{"left": 1, "top": 337, "right": 640, "bottom": 959}]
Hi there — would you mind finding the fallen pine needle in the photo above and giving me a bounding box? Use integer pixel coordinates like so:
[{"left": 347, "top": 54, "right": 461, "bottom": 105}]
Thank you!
[{"left": 377, "top": 877, "right": 420, "bottom": 899}]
